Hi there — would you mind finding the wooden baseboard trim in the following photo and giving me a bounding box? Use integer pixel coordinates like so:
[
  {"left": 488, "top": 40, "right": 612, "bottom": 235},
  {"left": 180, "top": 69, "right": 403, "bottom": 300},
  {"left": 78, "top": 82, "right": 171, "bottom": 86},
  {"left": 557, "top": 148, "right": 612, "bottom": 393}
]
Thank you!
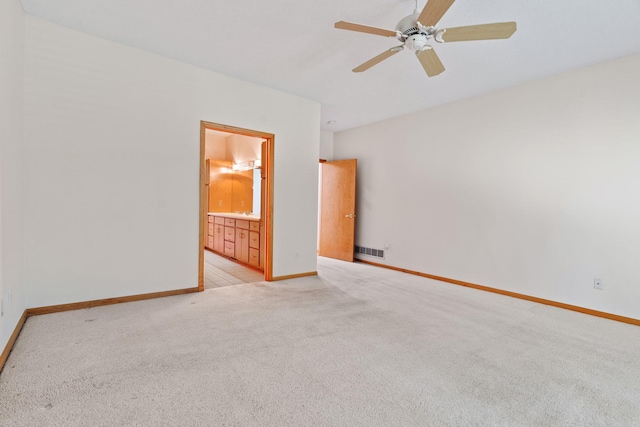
[
  {"left": 1, "top": 309, "right": 28, "bottom": 374},
  {"left": 26, "top": 287, "right": 199, "bottom": 317},
  {"left": 356, "top": 259, "right": 640, "bottom": 327},
  {"left": 270, "top": 271, "right": 318, "bottom": 281}
]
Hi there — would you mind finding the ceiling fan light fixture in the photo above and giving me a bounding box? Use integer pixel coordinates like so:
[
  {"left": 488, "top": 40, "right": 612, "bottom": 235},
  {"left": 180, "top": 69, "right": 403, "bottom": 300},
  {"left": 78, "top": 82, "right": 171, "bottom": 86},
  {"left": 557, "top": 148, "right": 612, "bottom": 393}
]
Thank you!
[{"left": 405, "top": 34, "right": 429, "bottom": 51}]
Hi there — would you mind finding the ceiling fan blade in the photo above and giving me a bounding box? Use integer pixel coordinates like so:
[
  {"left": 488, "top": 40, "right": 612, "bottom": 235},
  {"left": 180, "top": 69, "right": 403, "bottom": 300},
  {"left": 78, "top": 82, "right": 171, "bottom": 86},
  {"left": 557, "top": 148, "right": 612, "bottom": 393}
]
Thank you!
[
  {"left": 416, "top": 48, "right": 445, "bottom": 77},
  {"left": 441, "top": 22, "right": 517, "bottom": 42},
  {"left": 334, "top": 21, "right": 397, "bottom": 37},
  {"left": 353, "top": 47, "right": 403, "bottom": 73},
  {"left": 417, "top": 0, "right": 456, "bottom": 27}
]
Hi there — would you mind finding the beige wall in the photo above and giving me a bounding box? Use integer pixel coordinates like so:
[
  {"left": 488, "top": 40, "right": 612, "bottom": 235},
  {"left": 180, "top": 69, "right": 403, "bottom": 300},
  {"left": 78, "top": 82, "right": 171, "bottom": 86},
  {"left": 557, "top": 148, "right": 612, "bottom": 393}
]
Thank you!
[
  {"left": 319, "top": 130, "right": 334, "bottom": 161},
  {"left": 0, "top": 0, "right": 26, "bottom": 352},
  {"left": 23, "top": 16, "right": 320, "bottom": 308},
  {"left": 334, "top": 53, "right": 640, "bottom": 320}
]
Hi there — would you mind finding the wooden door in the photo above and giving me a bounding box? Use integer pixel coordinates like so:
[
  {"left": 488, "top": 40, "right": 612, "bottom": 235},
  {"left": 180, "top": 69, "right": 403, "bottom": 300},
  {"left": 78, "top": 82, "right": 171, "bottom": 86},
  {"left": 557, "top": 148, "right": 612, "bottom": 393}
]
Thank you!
[{"left": 318, "top": 159, "right": 357, "bottom": 262}]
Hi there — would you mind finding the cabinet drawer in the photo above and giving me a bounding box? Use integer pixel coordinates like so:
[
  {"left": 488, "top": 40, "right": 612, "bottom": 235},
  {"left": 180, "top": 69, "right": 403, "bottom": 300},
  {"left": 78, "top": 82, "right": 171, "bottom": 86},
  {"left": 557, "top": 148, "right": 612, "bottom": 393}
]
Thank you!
[
  {"left": 224, "top": 218, "right": 235, "bottom": 227},
  {"left": 207, "top": 236, "right": 214, "bottom": 249},
  {"left": 214, "top": 216, "right": 225, "bottom": 225},
  {"left": 249, "top": 231, "right": 260, "bottom": 249},
  {"left": 236, "top": 219, "right": 249, "bottom": 230},
  {"left": 208, "top": 223, "right": 214, "bottom": 236},
  {"left": 249, "top": 221, "right": 260, "bottom": 231},
  {"left": 224, "top": 226, "right": 235, "bottom": 242},
  {"left": 224, "top": 241, "right": 235, "bottom": 257},
  {"left": 208, "top": 215, "right": 214, "bottom": 223},
  {"left": 249, "top": 248, "right": 259, "bottom": 267}
]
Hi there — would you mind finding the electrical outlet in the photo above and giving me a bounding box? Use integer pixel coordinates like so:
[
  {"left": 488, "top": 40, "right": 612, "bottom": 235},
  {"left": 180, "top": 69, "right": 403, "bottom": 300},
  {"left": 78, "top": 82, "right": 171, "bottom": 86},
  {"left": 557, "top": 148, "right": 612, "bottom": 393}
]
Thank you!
[{"left": 594, "top": 278, "right": 604, "bottom": 290}]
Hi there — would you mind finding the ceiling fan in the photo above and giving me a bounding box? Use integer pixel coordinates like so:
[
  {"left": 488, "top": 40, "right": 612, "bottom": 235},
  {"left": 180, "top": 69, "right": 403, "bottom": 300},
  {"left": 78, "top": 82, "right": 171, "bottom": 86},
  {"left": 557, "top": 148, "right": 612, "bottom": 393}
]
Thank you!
[{"left": 335, "top": 0, "right": 517, "bottom": 77}]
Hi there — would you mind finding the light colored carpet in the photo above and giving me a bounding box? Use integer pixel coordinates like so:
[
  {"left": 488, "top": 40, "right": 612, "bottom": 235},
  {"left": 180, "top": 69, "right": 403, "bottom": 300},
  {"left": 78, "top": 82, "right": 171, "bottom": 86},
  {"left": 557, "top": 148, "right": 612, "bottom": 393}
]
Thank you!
[{"left": 1, "top": 257, "right": 639, "bottom": 426}]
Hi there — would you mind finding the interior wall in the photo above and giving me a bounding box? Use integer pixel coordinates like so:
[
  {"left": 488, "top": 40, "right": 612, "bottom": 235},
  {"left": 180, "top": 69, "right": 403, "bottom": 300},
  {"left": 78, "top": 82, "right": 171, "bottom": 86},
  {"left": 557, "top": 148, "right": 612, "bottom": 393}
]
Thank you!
[
  {"left": 319, "top": 130, "right": 334, "bottom": 161},
  {"left": 204, "top": 131, "right": 226, "bottom": 161},
  {"left": 0, "top": 0, "right": 26, "bottom": 350},
  {"left": 333, "top": 53, "right": 640, "bottom": 320},
  {"left": 23, "top": 17, "right": 320, "bottom": 308}
]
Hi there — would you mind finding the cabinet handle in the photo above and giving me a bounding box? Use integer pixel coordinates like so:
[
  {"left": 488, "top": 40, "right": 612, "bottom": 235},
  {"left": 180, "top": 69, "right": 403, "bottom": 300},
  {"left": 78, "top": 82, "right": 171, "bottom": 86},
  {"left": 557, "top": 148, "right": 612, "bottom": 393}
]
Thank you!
[{"left": 344, "top": 214, "right": 356, "bottom": 219}]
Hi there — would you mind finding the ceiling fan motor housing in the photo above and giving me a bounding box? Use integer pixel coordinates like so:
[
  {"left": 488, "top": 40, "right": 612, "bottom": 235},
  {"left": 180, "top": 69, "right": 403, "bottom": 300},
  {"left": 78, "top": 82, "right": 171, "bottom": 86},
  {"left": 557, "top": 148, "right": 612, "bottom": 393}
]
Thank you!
[
  {"left": 406, "top": 34, "right": 429, "bottom": 50},
  {"left": 395, "top": 12, "right": 434, "bottom": 50},
  {"left": 395, "top": 13, "right": 421, "bottom": 37}
]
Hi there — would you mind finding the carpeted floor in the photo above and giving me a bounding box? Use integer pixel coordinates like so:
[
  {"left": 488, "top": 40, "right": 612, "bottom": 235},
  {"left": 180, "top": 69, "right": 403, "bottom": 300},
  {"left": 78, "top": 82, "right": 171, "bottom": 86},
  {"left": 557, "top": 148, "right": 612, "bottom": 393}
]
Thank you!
[{"left": 1, "top": 257, "right": 639, "bottom": 426}]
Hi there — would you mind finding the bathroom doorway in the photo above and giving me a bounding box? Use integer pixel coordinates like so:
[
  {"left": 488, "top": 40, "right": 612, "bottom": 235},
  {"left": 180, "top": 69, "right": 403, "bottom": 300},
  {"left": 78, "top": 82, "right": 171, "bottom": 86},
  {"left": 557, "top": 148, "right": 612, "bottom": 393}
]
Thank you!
[{"left": 198, "top": 121, "right": 274, "bottom": 290}]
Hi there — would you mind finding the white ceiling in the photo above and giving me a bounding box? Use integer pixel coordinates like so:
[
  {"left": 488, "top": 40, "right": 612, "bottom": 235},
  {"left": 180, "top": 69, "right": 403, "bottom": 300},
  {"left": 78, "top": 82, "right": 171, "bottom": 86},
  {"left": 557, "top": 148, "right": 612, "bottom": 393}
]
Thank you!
[{"left": 20, "top": 0, "right": 640, "bottom": 132}]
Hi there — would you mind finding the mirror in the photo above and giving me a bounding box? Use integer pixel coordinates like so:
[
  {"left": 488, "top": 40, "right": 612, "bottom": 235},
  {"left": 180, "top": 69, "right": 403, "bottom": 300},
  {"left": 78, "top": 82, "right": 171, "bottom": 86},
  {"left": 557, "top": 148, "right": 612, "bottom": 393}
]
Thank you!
[
  {"left": 205, "top": 130, "right": 263, "bottom": 216},
  {"left": 208, "top": 160, "right": 253, "bottom": 212}
]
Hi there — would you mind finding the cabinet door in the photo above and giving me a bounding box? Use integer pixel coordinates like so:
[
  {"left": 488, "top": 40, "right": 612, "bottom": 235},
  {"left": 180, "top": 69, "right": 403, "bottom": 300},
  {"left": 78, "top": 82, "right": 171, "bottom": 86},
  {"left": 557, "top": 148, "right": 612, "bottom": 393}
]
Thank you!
[
  {"left": 214, "top": 224, "right": 224, "bottom": 253},
  {"left": 235, "top": 228, "right": 249, "bottom": 263}
]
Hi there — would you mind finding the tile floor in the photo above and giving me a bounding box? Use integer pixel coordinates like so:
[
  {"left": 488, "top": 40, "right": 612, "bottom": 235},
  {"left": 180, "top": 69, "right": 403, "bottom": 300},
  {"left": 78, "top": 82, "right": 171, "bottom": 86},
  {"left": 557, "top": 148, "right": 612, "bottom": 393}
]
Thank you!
[{"left": 204, "top": 249, "right": 265, "bottom": 289}]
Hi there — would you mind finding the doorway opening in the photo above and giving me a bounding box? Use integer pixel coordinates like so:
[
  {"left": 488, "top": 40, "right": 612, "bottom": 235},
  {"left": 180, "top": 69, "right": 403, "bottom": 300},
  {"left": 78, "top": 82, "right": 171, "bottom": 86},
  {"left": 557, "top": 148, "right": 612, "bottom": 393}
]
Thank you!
[{"left": 198, "top": 121, "right": 275, "bottom": 291}]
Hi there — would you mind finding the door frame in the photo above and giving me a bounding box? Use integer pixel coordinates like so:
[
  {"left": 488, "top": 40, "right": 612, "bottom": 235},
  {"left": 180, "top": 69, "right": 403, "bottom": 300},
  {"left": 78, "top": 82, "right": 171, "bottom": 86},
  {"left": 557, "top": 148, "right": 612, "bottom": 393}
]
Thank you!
[{"left": 198, "top": 121, "right": 275, "bottom": 290}]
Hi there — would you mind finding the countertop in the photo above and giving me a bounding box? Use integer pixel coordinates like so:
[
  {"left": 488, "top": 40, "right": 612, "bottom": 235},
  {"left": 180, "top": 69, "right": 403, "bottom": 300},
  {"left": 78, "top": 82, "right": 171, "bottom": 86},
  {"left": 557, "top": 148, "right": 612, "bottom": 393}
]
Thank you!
[{"left": 208, "top": 212, "right": 261, "bottom": 221}]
